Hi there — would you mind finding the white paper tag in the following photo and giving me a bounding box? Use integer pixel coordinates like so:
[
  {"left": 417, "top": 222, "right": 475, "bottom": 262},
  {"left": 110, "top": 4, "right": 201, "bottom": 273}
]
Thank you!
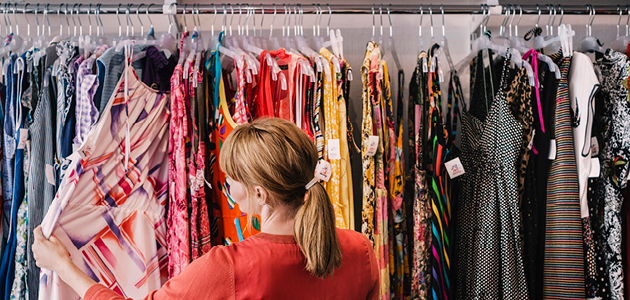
[
  {"left": 314, "top": 160, "right": 332, "bottom": 182},
  {"left": 430, "top": 58, "right": 436, "bottom": 73},
  {"left": 591, "top": 137, "right": 599, "bottom": 156},
  {"left": 444, "top": 157, "right": 466, "bottom": 179},
  {"left": 589, "top": 157, "right": 601, "bottom": 178},
  {"left": 422, "top": 57, "right": 428, "bottom": 73},
  {"left": 482, "top": 50, "right": 490, "bottom": 68},
  {"left": 72, "top": 143, "right": 80, "bottom": 153},
  {"left": 366, "top": 135, "right": 379, "bottom": 157},
  {"left": 16, "top": 128, "right": 28, "bottom": 150},
  {"left": 548, "top": 139, "right": 557, "bottom": 160},
  {"left": 328, "top": 139, "right": 341, "bottom": 160},
  {"left": 527, "top": 129, "right": 536, "bottom": 150},
  {"left": 45, "top": 164, "right": 55, "bottom": 185},
  {"left": 438, "top": 69, "right": 444, "bottom": 83}
]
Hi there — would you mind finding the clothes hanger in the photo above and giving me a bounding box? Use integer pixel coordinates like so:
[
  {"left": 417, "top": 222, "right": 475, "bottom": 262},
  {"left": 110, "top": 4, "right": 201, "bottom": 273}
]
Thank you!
[
  {"left": 494, "top": 5, "right": 511, "bottom": 47},
  {"left": 579, "top": 5, "right": 604, "bottom": 53},
  {"left": 117, "top": 3, "right": 176, "bottom": 59},
  {"left": 0, "top": 2, "right": 23, "bottom": 57},
  {"left": 439, "top": 5, "right": 455, "bottom": 73},
  {"left": 379, "top": 4, "right": 402, "bottom": 72},
  {"left": 18, "top": 4, "right": 33, "bottom": 54},
  {"left": 509, "top": 5, "right": 528, "bottom": 52},
  {"left": 418, "top": 5, "right": 424, "bottom": 56},
  {"left": 610, "top": 5, "right": 630, "bottom": 53},
  {"left": 454, "top": 4, "right": 491, "bottom": 75}
]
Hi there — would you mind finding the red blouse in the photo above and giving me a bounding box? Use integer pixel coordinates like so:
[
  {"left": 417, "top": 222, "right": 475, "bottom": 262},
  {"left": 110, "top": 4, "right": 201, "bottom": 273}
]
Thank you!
[{"left": 85, "top": 228, "right": 379, "bottom": 300}]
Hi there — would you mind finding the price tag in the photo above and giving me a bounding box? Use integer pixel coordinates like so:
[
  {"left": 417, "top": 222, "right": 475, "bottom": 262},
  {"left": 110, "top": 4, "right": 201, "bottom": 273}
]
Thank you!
[
  {"left": 328, "top": 139, "right": 341, "bottom": 160},
  {"left": 438, "top": 69, "right": 444, "bottom": 83},
  {"left": 315, "top": 160, "right": 332, "bottom": 182},
  {"left": 72, "top": 143, "right": 80, "bottom": 153},
  {"left": 548, "top": 139, "right": 557, "bottom": 160},
  {"left": 45, "top": 164, "right": 55, "bottom": 185},
  {"left": 16, "top": 128, "right": 28, "bottom": 150},
  {"left": 444, "top": 157, "right": 466, "bottom": 179},
  {"left": 527, "top": 129, "right": 536, "bottom": 150},
  {"left": 591, "top": 137, "right": 599, "bottom": 156},
  {"left": 422, "top": 57, "right": 428, "bottom": 73},
  {"left": 366, "top": 135, "right": 379, "bottom": 156},
  {"left": 589, "top": 157, "right": 601, "bottom": 178}
]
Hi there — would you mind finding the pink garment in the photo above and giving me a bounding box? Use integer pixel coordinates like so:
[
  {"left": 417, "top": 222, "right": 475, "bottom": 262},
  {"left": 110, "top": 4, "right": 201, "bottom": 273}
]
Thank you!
[
  {"left": 39, "top": 65, "right": 170, "bottom": 300},
  {"left": 167, "top": 64, "right": 190, "bottom": 278}
]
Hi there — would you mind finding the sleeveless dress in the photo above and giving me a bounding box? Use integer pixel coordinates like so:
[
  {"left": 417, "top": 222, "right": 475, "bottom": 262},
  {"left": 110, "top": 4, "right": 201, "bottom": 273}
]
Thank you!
[
  {"left": 455, "top": 54, "right": 529, "bottom": 299},
  {"left": 210, "top": 64, "right": 260, "bottom": 247}
]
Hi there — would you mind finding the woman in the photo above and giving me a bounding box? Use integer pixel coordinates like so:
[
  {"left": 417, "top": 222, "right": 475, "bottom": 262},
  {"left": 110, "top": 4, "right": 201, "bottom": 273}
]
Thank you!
[{"left": 33, "top": 118, "right": 379, "bottom": 300}]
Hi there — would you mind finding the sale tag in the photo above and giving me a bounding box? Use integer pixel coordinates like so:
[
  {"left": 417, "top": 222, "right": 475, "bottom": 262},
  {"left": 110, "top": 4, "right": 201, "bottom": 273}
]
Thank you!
[
  {"left": 589, "top": 157, "right": 601, "bottom": 178},
  {"left": 366, "top": 136, "right": 379, "bottom": 156},
  {"left": 328, "top": 139, "right": 341, "bottom": 160},
  {"left": 444, "top": 157, "right": 466, "bottom": 179},
  {"left": 45, "top": 164, "right": 55, "bottom": 185},
  {"left": 315, "top": 160, "right": 332, "bottom": 182},
  {"left": 483, "top": 49, "right": 491, "bottom": 68},
  {"left": 591, "top": 137, "right": 599, "bottom": 156},
  {"left": 17, "top": 128, "right": 28, "bottom": 150},
  {"left": 548, "top": 139, "right": 557, "bottom": 160}
]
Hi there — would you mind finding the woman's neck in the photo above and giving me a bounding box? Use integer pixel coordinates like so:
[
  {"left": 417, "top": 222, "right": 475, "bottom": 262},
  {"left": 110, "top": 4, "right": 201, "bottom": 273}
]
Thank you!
[{"left": 259, "top": 205, "right": 295, "bottom": 236}]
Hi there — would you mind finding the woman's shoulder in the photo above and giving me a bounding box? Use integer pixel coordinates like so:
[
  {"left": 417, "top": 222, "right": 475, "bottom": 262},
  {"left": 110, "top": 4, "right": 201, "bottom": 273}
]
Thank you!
[{"left": 335, "top": 228, "right": 372, "bottom": 250}]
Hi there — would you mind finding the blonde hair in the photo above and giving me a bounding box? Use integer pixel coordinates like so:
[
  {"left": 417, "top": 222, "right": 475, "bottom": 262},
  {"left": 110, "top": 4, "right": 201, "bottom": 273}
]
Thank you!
[{"left": 219, "top": 117, "right": 342, "bottom": 278}]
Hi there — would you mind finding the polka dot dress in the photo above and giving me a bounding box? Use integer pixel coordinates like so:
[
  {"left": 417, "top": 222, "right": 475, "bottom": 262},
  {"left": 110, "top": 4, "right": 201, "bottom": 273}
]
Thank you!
[{"left": 455, "top": 55, "right": 529, "bottom": 299}]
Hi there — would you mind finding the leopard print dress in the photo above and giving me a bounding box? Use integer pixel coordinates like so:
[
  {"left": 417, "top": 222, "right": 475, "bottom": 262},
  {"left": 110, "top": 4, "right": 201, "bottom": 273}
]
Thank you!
[{"left": 506, "top": 67, "right": 534, "bottom": 202}]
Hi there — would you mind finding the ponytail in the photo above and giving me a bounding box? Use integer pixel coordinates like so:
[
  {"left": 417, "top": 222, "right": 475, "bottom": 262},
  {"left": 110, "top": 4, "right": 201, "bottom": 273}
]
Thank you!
[
  {"left": 220, "top": 118, "right": 343, "bottom": 278},
  {"left": 293, "top": 181, "right": 342, "bottom": 278}
]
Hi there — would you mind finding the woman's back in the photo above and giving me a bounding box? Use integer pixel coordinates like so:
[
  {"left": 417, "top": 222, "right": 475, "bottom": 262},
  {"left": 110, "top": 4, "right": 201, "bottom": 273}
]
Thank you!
[{"left": 84, "top": 229, "right": 379, "bottom": 300}]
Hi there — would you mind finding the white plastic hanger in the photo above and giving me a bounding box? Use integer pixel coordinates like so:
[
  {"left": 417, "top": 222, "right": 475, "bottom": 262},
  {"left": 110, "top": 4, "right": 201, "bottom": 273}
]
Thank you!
[
  {"left": 439, "top": 5, "right": 455, "bottom": 73},
  {"left": 454, "top": 4, "right": 490, "bottom": 75},
  {"left": 18, "top": 4, "right": 32, "bottom": 54},
  {"left": 268, "top": 4, "right": 282, "bottom": 50},
  {"left": 116, "top": 3, "right": 176, "bottom": 59},
  {"left": 0, "top": 3, "right": 23, "bottom": 58},
  {"left": 610, "top": 5, "right": 630, "bottom": 53},
  {"left": 579, "top": 5, "right": 605, "bottom": 54}
]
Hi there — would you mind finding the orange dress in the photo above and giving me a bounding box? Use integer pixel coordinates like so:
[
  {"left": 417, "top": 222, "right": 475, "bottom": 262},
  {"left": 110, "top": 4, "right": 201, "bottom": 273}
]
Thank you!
[{"left": 210, "top": 70, "right": 260, "bottom": 247}]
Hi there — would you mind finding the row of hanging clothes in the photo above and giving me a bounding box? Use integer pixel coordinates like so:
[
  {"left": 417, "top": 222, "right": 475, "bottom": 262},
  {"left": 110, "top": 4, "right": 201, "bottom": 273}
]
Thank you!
[
  {"left": 0, "top": 3, "right": 364, "bottom": 300},
  {"left": 395, "top": 4, "right": 630, "bottom": 300},
  {"left": 0, "top": 2, "right": 627, "bottom": 300}
]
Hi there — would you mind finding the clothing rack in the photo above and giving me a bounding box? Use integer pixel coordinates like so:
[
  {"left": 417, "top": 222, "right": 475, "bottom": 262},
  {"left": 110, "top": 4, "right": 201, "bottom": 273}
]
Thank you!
[{"left": 0, "top": 3, "right": 626, "bottom": 16}]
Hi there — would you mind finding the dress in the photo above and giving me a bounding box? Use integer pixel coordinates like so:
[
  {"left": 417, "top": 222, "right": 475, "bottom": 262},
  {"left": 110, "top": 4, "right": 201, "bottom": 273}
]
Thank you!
[
  {"left": 38, "top": 59, "right": 170, "bottom": 300},
  {"left": 596, "top": 49, "right": 630, "bottom": 300},
  {"left": 408, "top": 53, "right": 432, "bottom": 300},
  {"left": 209, "top": 63, "right": 260, "bottom": 247},
  {"left": 455, "top": 55, "right": 528, "bottom": 299},
  {"left": 543, "top": 51, "right": 585, "bottom": 300}
]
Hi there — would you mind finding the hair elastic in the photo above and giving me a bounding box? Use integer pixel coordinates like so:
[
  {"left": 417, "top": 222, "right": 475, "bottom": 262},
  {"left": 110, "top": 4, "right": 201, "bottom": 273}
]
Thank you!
[{"left": 305, "top": 177, "right": 319, "bottom": 190}]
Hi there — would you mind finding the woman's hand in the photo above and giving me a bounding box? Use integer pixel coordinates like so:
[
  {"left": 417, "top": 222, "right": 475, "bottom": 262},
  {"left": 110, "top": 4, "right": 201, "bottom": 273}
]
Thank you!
[{"left": 32, "top": 225, "right": 72, "bottom": 273}]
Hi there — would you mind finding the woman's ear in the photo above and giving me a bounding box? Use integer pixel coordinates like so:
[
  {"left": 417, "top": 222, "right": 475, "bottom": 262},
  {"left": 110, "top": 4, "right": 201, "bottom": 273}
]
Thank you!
[{"left": 253, "top": 186, "right": 268, "bottom": 206}]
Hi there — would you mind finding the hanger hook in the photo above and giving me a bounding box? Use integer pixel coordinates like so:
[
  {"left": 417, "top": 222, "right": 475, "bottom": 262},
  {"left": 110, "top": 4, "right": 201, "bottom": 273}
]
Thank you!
[
  {"left": 222, "top": 4, "right": 227, "bottom": 32},
  {"left": 229, "top": 4, "right": 234, "bottom": 36},
  {"left": 146, "top": 4, "right": 154, "bottom": 31},
  {"left": 76, "top": 4, "right": 83, "bottom": 36},
  {"left": 12, "top": 3, "right": 18, "bottom": 36},
  {"left": 260, "top": 4, "right": 265, "bottom": 37},
  {"left": 64, "top": 3, "right": 70, "bottom": 36},
  {"left": 388, "top": 4, "right": 393, "bottom": 38},
  {"left": 535, "top": 5, "right": 541, "bottom": 27},
  {"left": 429, "top": 5, "right": 433, "bottom": 39},
  {"left": 168, "top": 2, "right": 176, "bottom": 35},
  {"left": 136, "top": 4, "right": 144, "bottom": 36},
  {"left": 327, "top": 4, "right": 332, "bottom": 36},
  {"left": 419, "top": 5, "right": 423, "bottom": 37},
  {"left": 211, "top": 4, "right": 217, "bottom": 36},
  {"left": 557, "top": 5, "right": 564, "bottom": 27},
  {"left": 441, "top": 5, "right": 446, "bottom": 38},
  {"left": 46, "top": 3, "right": 51, "bottom": 37},
  {"left": 372, "top": 5, "right": 375, "bottom": 37},
  {"left": 35, "top": 4, "right": 40, "bottom": 37},
  {"left": 270, "top": 4, "right": 276, "bottom": 38}
]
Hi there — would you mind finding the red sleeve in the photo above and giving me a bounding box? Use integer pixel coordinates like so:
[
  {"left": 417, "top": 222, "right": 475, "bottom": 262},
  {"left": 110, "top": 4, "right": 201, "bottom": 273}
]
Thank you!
[
  {"left": 363, "top": 235, "right": 380, "bottom": 300},
  {"left": 84, "top": 246, "right": 234, "bottom": 300}
]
